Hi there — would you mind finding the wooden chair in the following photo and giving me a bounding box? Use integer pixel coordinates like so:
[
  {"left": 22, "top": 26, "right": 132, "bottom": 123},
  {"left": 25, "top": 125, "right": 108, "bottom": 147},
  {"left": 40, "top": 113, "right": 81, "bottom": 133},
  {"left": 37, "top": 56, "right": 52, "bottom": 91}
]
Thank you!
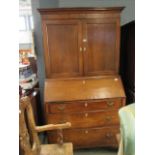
[{"left": 19, "top": 96, "right": 73, "bottom": 155}]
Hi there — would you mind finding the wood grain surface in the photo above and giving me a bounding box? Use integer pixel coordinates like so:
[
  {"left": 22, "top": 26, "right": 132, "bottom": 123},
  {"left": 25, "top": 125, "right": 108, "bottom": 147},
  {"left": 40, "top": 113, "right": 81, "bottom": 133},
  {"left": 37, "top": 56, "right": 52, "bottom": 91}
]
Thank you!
[{"left": 44, "top": 75, "right": 125, "bottom": 102}]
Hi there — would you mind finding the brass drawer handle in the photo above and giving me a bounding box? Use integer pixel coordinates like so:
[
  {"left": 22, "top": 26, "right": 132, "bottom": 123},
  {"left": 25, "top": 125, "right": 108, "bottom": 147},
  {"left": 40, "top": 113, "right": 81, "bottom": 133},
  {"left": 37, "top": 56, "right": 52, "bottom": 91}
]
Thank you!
[
  {"left": 105, "top": 116, "right": 112, "bottom": 122},
  {"left": 107, "top": 101, "right": 114, "bottom": 106},
  {"left": 106, "top": 133, "right": 113, "bottom": 138},
  {"left": 57, "top": 105, "right": 65, "bottom": 110}
]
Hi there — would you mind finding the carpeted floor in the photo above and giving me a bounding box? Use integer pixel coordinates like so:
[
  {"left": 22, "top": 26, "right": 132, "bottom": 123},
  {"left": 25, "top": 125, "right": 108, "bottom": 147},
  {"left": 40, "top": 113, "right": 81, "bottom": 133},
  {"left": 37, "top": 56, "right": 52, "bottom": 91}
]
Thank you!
[{"left": 74, "top": 148, "right": 117, "bottom": 155}]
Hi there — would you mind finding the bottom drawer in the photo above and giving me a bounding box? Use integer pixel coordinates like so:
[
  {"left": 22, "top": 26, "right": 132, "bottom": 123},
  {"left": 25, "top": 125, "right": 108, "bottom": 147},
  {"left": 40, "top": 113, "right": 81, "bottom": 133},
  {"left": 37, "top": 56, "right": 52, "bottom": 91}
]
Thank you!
[{"left": 48, "top": 126, "right": 119, "bottom": 149}]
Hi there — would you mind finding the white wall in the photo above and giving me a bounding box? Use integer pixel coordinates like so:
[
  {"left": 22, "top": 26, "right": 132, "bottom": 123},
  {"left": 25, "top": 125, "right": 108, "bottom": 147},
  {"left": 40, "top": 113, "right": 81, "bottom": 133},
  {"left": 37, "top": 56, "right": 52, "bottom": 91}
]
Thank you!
[
  {"left": 59, "top": 0, "right": 135, "bottom": 25},
  {"left": 40, "top": 0, "right": 59, "bottom": 8}
]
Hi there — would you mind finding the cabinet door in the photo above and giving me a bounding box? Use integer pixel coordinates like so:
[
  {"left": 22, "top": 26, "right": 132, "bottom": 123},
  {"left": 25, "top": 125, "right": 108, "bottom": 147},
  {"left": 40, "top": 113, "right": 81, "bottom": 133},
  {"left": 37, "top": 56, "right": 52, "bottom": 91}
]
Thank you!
[
  {"left": 42, "top": 20, "right": 83, "bottom": 78},
  {"left": 83, "top": 18, "right": 120, "bottom": 76}
]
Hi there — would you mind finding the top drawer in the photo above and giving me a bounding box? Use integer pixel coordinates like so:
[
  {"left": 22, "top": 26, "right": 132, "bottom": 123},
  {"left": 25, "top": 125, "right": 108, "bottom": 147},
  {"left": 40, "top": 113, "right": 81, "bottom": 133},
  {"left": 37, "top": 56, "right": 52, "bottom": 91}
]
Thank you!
[{"left": 47, "top": 98, "right": 123, "bottom": 113}]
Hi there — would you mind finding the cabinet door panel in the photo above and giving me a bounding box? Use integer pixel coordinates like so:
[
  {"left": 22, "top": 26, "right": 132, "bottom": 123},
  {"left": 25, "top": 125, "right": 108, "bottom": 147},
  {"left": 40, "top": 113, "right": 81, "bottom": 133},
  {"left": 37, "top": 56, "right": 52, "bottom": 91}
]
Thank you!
[
  {"left": 83, "top": 19, "right": 120, "bottom": 76},
  {"left": 42, "top": 20, "right": 83, "bottom": 78}
]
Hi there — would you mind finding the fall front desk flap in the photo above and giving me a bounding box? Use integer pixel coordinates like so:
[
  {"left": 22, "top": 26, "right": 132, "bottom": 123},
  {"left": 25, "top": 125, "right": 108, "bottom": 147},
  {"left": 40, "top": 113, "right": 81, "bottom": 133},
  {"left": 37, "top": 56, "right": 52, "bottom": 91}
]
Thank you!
[{"left": 44, "top": 75, "right": 126, "bottom": 102}]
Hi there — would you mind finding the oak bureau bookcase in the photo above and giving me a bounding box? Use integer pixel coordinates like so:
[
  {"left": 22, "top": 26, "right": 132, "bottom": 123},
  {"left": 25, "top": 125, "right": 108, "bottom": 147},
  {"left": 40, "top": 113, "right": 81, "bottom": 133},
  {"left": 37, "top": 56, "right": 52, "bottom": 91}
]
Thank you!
[{"left": 38, "top": 7, "right": 126, "bottom": 149}]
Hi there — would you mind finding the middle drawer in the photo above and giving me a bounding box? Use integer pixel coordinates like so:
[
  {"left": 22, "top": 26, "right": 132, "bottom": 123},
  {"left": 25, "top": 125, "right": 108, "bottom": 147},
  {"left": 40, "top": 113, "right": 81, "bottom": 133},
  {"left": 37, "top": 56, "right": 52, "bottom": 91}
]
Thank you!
[
  {"left": 47, "top": 98, "right": 122, "bottom": 114},
  {"left": 47, "top": 110, "right": 119, "bottom": 128}
]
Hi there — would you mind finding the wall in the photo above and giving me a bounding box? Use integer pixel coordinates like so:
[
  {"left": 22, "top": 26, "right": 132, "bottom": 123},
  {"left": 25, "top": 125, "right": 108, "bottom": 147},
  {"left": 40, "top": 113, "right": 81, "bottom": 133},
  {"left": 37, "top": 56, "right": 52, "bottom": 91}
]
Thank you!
[
  {"left": 40, "top": 0, "right": 59, "bottom": 8},
  {"left": 31, "top": 0, "right": 59, "bottom": 123},
  {"left": 59, "top": 0, "right": 135, "bottom": 25}
]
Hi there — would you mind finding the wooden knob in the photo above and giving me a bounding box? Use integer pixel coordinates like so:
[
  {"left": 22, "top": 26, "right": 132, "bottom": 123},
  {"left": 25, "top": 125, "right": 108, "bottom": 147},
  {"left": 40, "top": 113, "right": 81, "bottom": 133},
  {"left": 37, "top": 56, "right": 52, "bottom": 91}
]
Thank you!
[
  {"left": 114, "top": 78, "right": 118, "bottom": 81},
  {"left": 83, "top": 38, "right": 87, "bottom": 42},
  {"left": 85, "top": 130, "right": 88, "bottom": 134},
  {"left": 82, "top": 80, "right": 86, "bottom": 84},
  {"left": 85, "top": 113, "right": 88, "bottom": 117},
  {"left": 84, "top": 102, "right": 88, "bottom": 107}
]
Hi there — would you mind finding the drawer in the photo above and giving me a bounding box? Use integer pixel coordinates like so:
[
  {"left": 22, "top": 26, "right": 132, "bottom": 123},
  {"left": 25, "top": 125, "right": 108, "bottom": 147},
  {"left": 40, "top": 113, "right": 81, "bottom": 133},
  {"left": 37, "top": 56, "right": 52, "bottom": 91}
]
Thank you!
[
  {"left": 47, "top": 110, "right": 119, "bottom": 128},
  {"left": 47, "top": 98, "right": 123, "bottom": 113},
  {"left": 48, "top": 126, "right": 119, "bottom": 148}
]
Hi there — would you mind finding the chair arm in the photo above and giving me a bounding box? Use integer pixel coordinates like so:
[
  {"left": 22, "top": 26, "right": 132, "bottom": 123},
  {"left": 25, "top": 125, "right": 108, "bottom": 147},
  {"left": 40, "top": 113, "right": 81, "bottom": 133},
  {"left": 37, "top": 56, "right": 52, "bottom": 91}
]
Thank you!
[{"left": 35, "top": 122, "right": 71, "bottom": 132}]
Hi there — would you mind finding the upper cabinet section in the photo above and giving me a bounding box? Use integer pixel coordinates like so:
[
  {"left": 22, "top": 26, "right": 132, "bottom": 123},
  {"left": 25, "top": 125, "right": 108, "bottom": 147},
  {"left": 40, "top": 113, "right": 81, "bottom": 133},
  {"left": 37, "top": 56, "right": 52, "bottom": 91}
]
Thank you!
[
  {"left": 42, "top": 19, "right": 83, "bottom": 78},
  {"left": 39, "top": 7, "right": 124, "bottom": 78}
]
